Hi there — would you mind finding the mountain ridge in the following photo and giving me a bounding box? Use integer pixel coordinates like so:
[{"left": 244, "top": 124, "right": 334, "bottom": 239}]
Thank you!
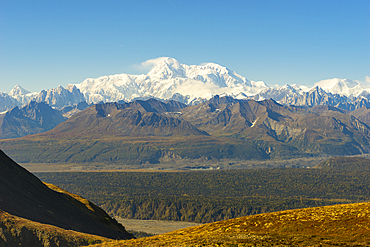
[
  {"left": 48, "top": 101, "right": 207, "bottom": 138},
  {"left": 3, "top": 97, "right": 370, "bottom": 166},
  {"left": 1, "top": 57, "right": 368, "bottom": 112},
  {"left": 0, "top": 101, "right": 67, "bottom": 139}
]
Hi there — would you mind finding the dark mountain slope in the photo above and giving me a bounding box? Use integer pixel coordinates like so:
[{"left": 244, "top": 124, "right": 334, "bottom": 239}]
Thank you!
[
  {"left": 0, "top": 149, "right": 132, "bottom": 240},
  {"left": 179, "top": 98, "right": 304, "bottom": 136},
  {"left": 47, "top": 102, "right": 207, "bottom": 137},
  {"left": 123, "top": 98, "right": 186, "bottom": 113},
  {"left": 0, "top": 101, "right": 66, "bottom": 139},
  {"left": 0, "top": 209, "right": 110, "bottom": 246}
]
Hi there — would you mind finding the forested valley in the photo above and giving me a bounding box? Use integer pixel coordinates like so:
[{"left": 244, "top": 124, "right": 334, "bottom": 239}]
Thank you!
[{"left": 36, "top": 162, "right": 370, "bottom": 223}]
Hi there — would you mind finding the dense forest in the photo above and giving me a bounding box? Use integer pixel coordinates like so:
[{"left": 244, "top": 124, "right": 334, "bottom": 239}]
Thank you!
[{"left": 36, "top": 166, "right": 370, "bottom": 223}]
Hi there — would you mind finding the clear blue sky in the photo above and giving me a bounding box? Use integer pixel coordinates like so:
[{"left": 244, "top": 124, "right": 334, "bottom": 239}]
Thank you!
[{"left": 1, "top": 0, "right": 369, "bottom": 93}]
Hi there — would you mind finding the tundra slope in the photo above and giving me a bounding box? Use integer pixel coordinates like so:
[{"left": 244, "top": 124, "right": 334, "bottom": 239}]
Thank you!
[{"left": 92, "top": 201, "right": 370, "bottom": 246}]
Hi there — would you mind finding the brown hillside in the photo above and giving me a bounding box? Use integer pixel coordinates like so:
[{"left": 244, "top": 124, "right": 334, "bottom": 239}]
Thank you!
[{"left": 351, "top": 106, "right": 370, "bottom": 125}]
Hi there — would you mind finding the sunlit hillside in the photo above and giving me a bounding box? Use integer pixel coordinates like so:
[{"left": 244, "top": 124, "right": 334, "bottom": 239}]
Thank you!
[{"left": 91, "top": 202, "right": 370, "bottom": 246}]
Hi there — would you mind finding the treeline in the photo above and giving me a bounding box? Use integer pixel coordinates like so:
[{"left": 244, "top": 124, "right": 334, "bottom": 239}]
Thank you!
[
  {"left": 36, "top": 168, "right": 370, "bottom": 223},
  {"left": 101, "top": 196, "right": 339, "bottom": 223}
]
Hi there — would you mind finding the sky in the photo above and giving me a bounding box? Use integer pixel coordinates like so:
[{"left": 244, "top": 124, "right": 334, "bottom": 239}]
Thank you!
[{"left": 0, "top": 0, "right": 369, "bottom": 93}]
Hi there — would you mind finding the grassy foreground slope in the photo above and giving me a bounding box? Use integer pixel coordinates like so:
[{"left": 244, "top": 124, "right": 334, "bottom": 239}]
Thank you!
[
  {"left": 0, "top": 209, "right": 109, "bottom": 246},
  {"left": 92, "top": 202, "right": 370, "bottom": 246}
]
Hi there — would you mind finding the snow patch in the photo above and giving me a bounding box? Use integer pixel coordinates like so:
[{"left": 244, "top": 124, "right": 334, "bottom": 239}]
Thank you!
[{"left": 251, "top": 117, "right": 259, "bottom": 128}]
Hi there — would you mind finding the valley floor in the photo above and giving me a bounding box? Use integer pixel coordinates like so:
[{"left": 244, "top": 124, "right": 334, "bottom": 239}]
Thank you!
[
  {"left": 115, "top": 218, "right": 201, "bottom": 235},
  {"left": 19, "top": 156, "right": 329, "bottom": 172}
]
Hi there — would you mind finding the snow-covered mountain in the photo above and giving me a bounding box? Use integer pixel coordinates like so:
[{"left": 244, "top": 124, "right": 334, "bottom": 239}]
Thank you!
[
  {"left": 0, "top": 92, "right": 19, "bottom": 112},
  {"left": 313, "top": 78, "right": 370, "bottom": 97},
  {"left": 8, "top": 85, "right": 38, "bottom": 105},
  {"left": 74, "top": 57, "right": 268, "bottom": 104},
  {"left": 0, "top": 57, "right": 369, "bottom": 113},
  {"left": 32, "top": 84, "right": 85, "bottom": 109},
  {"left": 0, "top": 85, "right": 85, "bottom": 112}
]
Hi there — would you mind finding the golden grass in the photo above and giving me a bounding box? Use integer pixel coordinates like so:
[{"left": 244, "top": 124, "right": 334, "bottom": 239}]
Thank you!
[
  {"left": 91, "top": 202, "right": 370, "bottom": 246},
  {"left": 44, "top": 182, "right": 94, "bottom": 211},
  {"left": 0, "top": 209, "right": 109, "bottom": 246}
]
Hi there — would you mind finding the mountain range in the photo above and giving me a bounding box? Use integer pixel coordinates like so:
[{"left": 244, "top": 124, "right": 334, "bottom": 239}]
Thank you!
[
  {"left": 1, "top": 57, "right": 370, "bottom": 163},
  {"left": 3, "top": 96, "right": 370, "bottom": 166},
  {"left": 1, "top": 57, "right": 370, "bottom": 113}
]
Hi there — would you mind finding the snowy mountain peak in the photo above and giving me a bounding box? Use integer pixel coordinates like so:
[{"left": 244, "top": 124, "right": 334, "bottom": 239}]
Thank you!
[
  {"left": 315, "top": 78, "right": 359, "bottom": 89},
  {"left": 73, "top": 57, "right": 267, "bottom": 104},
  {"left": 309, "top": 85, "right": 327, "bottom": 94},
  {"left": 66, "top": 84, "right": 80, "bottom": 93},
  {"left": 144, "top": 57, "right": 180, "bottom": 67},
  {"left": 281, "top": 84, "right": 294, "bottom": 90},
  {"left": 314, "top": 78, "right": 362, "bottom": 96},
  {"left": 9, "top": 85, "right": 30, "bottom": 97},
  {"left": 197, "top": 62, "right": 230, "bottom": 73},
  {"left": 146, "top": 57, "right": 185, "bottom": 80},
  {"left": 8, "top": 85, "right": 37, "bottom": 106}
]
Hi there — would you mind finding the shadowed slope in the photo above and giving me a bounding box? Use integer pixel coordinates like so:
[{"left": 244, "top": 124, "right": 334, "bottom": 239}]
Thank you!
[
  {"left": 0, "top": 149, "right": 132, "bottom": 240},
  {"left": 0, "top": 102, "right": 66, "bottom": 139},
  {"left": 0, "top": 209, "right": 110, "bottom": 247}
]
